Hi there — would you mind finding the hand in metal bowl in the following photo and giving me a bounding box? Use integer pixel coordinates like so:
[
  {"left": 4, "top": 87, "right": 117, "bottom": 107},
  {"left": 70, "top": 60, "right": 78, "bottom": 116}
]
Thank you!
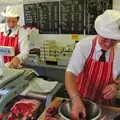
[{"left": 58, "top": 99, "right": 101, "bottom": 120}]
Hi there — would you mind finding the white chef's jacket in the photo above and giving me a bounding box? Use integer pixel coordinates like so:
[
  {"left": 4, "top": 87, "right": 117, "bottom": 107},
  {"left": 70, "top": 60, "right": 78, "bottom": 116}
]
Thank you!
[
  {"left": 0, "top": 23, "right": 29, "bottom": 64},
  {"left": 67, "top": 35, "right": 120, "bottom": 80}
]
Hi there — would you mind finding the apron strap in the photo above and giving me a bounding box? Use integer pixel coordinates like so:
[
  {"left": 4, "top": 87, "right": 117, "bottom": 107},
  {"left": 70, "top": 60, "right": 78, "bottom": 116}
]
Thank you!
[
  {"left": 88, "top": 35, "right": 98, "bottom": 59},
  {"left": 109, "top": 47, "right": 114, "bottom": 62}
]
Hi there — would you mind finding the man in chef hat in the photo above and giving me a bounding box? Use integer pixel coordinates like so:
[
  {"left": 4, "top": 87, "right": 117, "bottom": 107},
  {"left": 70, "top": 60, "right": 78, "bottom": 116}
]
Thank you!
[
  {"left": 65, "top": 10, "right": 120, "bottom": 120},
  {"left": 0, "top": 5, "right": 29, "bottom": 68}
]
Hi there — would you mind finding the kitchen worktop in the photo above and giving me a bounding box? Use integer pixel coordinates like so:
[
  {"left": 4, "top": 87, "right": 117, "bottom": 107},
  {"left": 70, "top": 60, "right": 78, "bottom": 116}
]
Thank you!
[{"left": 38, "top": 97, "right": 120, "bottom": 120}]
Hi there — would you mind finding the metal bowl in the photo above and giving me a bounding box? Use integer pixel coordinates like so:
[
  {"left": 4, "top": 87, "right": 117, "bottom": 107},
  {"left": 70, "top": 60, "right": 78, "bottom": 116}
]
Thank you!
[{"left": 58, "top": 99, "right": 102, "bottom": 120}]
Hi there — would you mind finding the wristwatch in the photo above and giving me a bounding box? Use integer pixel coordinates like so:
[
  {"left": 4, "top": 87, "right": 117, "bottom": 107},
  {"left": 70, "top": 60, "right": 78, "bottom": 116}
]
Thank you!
[{"left": 70, "top": 93, "right": 80, "bottom": 100}]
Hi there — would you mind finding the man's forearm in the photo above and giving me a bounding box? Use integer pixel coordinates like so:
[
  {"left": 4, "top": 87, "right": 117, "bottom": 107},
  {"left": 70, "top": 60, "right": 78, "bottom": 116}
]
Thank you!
[{"left": 65, "top": 72, "right": 80, "bottom": 98}]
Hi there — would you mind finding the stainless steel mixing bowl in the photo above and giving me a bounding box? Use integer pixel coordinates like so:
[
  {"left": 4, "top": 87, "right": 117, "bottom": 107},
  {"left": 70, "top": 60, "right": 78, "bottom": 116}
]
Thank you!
[{"left": 58, "top": 99, "right": 102, "bottom": 120}]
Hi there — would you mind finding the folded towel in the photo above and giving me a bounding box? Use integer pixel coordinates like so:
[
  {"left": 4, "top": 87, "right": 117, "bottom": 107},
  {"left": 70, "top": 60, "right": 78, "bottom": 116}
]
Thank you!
[{"left": 22, "top": 78, "right": 58, "bottom": 95}]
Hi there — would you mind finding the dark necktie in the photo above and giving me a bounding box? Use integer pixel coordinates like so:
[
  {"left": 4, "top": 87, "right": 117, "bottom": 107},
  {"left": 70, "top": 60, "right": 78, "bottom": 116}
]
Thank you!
[
  {"left": 99, "top": 49, "right": 106, "bottom": 62},
  {"left": 7, "top": 29, "right": 12, "bottom": 36}
]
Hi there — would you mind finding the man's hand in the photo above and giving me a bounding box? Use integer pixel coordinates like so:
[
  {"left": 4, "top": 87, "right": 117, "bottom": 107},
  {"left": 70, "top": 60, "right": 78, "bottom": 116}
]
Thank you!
[
  {"left": 102, "top": 83, "right": 117, "bottom": 100},
  {"left": 70, "top": 96, "right": 86, "bottom": 120},
  {"left": 8, "top": 56, "right": 22, "bottom": 68}
]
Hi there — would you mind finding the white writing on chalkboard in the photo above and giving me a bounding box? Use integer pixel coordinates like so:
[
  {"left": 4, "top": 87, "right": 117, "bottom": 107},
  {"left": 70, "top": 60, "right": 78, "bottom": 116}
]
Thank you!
[{"left": 24, "top": 0, "right": 112, "bottom": 34}]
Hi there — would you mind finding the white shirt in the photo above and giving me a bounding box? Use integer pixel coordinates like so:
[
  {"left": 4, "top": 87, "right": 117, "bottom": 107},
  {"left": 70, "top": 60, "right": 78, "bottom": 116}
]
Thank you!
[
  {"left": 67, "top": 35, "right": 120, "bottom": 80},
  {"left": 0, "top": 23, "right": 29, "bottom": 64}
]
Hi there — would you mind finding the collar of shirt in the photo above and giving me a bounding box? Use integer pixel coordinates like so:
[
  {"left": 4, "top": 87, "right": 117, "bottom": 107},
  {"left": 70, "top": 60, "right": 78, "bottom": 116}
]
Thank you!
[
  {"left": 95, "top": 38, "right": 102, "bottom": 53},
  {"left": 94, "top": 37, "right": 112, "bottom": 61},
  {"left": 95, "top": 37, "right": 111, "bottom": 53},
  {"left": 4, "top": 24, "right": 19, "bottom": 36}
]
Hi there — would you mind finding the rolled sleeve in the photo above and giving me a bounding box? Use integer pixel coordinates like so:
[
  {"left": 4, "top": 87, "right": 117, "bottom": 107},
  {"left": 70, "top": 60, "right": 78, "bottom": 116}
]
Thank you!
[{"left": 66, "top": 42, "right": 87, "bottom": 76}]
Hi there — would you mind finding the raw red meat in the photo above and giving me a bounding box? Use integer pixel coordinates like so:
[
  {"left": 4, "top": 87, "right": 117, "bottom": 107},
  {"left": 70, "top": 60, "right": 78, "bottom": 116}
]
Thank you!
[
  {"left": 8, "top": 99, "right": 40, "bottom": 120},
  {"left": 45, "top": 116, "right": 59, "bottom": 120},
  {"left": 45, "top": 106, "right": 58, "bottom": 120}
]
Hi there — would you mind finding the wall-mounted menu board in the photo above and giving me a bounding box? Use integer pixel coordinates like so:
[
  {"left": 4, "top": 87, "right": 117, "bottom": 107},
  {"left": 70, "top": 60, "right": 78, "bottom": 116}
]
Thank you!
[
  {"left": 60, "top": 0, "right": 84, "bottom": 34},
  {"left": 37, "top": 2, "right": 59, "bottom": 34},
  {"left": 24, "top": 2, "right": 59, "bottom": 34},
  {"left": 24, "top": 4, "right": 38, "bottom": 27},
  {"left": 24, "top": 0, "right": 112, "bottom": 34},
  {"left": 85, "top": 0, "right": 112, "bottom": 34}
]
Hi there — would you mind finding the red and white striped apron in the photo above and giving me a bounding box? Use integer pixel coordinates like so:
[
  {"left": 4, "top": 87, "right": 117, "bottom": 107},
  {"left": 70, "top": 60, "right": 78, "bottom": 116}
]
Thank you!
[
  {"left": 0, "top": 32, "right": 20, "bottom": 63},
  {"left": 76, "top": 36, "right": 114, "bottom": 102}
]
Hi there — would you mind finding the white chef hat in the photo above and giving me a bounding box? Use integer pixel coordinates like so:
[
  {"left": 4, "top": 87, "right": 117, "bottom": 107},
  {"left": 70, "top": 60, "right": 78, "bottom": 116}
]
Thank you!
[
  {"left": 1, "top": 5, "right": 20, "bottom": 17},
  {"left": 95, "top": 9, "right": 120, "bottom": 40}
]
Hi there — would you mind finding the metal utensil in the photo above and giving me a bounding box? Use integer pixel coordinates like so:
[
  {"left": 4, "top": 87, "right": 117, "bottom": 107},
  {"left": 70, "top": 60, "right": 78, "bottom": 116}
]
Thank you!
[{"left": 58, "top": 99, "right": 102, "bottom": 120}]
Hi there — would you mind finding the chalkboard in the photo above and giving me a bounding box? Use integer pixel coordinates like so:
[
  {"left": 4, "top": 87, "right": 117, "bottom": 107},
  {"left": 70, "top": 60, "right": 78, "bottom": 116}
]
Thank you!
[
  {"left": 85, "top": 0, "right": 112, "bottom": 35},
  {"left": 60, "top": 0, "right": 84, "bottom": 34},
  {"left": 24, "top": 2, "right": 59, "bottom": 34},
  {"left": 24, "top": 0, "right": 113, "bottom": 34},
  {"left": 24, "top": 4, "right": 38, "bottom": 27},
  {"left": 38, "top": 2, "right": 59, "bottom": 34}
]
